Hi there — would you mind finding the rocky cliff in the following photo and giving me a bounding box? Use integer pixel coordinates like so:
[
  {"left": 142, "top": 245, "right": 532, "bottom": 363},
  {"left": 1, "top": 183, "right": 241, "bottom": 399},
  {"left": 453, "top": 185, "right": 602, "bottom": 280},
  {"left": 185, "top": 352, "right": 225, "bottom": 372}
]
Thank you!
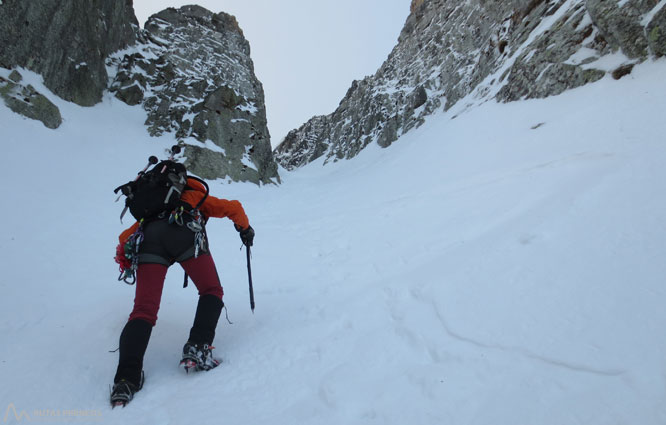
[
  {"left": 0, "top": 2, "right": 279, "bottom": 185},
  {"left": 0, "top": 0, "right": 138, "bottom": 106},
  {"left": 274, "top": 0, "right": 666, "bottom": 170},
  {"left": 107, "top": 5, "right": 279, "bottom": 184}
]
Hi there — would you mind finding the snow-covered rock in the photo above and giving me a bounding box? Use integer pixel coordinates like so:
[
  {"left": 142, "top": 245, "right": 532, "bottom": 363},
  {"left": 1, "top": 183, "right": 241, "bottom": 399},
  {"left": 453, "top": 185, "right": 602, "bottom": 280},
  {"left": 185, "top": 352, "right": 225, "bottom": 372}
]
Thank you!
[
  {"left": 274, "top": 0, "right": 666, "bottom": 170},
  {"left": 0, "top": 70, "right": 62, "bottom": 129},
  {"left": 108, "top": 5, "right": 279, "bottom": 185}
]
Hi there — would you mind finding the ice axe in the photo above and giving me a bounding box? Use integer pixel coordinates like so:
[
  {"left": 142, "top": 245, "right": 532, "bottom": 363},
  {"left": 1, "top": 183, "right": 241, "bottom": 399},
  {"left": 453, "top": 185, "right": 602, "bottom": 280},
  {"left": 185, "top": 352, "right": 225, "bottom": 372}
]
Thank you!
[
  {"left": 162, "top": 145, "right": 182, "bottom": 172},
  {"left": 115, "top": 155, "right": 158, "bottom": 202},
  {"left": 246, "top": 245, "right": 255, "bottom": 312},
  {"left": 114, "top": 155, "right": 159, "bottom": 221}
]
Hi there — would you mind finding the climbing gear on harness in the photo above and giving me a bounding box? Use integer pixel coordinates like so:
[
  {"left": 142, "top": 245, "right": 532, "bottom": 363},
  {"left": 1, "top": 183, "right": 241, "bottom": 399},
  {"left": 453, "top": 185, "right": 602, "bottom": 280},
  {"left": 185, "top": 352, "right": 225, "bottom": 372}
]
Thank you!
[
  {"left": 115, "top": 220, "right": 145, "bottom": 284},
  {"left": 179, "top": 177, "right": 210, "bottom": 288},
  {"left": 182, "top": 210, "right": 209, "bottom": 288},
  {"left": 169, "top": 206, "right": 185, "bottom": 226}
]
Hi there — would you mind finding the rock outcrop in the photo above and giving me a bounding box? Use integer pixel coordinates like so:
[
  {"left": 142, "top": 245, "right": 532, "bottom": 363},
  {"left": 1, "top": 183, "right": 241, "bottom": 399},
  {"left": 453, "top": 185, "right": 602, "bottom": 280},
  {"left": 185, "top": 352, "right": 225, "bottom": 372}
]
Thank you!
[
  {"left": 108, "top": 5, "right": 279, "bottom": 185},
  {"left": 275, "top": 0, "right": 666, "bottom": 170},
  {"left": 0, "top": 70, "right": 62, "bottom": 129},
  {"left": 0, "top": 0, "right": 138, "bottom": 107}
]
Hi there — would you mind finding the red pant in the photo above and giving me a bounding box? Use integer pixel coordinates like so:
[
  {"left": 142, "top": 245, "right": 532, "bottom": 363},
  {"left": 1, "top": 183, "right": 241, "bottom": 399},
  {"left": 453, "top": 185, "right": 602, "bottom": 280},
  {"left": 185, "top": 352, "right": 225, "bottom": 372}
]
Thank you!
[{"left": 129, "top": 254, "right": 223, "bottom": 326}]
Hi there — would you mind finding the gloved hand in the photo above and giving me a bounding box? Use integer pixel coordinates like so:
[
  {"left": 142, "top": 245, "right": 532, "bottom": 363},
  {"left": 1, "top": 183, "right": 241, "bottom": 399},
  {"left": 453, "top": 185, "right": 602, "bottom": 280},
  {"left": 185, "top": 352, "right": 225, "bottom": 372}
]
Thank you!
[{"left": 235, "top": 224, "right": 255, "bottom": 247}]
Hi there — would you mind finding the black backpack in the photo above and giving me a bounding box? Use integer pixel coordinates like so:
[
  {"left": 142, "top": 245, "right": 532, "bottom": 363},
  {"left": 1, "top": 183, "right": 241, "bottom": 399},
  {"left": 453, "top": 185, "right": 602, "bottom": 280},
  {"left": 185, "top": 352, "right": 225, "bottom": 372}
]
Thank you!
[{"left": 114, "top": 147, "right": 208, "bottom": 222}]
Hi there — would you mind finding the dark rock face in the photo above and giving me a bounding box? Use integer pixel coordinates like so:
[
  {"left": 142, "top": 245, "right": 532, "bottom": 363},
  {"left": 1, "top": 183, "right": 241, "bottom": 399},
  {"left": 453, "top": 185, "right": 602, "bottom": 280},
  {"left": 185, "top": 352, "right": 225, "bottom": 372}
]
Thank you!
[
  {"left": 108, "top": 5, "right": 279, "bottom": 185},
  {"left": 275, "top": 0, "right": 666, "bottom": 170},
  {"left": 0, "top": 0, "right": 138, "bottom": 106}
]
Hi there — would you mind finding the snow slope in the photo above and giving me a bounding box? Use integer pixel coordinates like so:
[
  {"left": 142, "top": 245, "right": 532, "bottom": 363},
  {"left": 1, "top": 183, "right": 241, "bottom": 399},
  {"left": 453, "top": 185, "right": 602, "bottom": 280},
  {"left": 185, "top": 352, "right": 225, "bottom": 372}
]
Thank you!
[{"left": 1, "top": 60, "right": 666, "bottom": 424}]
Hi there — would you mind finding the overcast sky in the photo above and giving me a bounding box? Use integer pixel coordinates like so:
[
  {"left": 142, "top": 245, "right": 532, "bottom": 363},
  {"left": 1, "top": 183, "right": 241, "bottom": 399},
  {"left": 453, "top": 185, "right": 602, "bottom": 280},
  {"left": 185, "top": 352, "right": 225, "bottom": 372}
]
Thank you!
[{"left": 132, "top": 1, "right": 410, "bottom": 148}]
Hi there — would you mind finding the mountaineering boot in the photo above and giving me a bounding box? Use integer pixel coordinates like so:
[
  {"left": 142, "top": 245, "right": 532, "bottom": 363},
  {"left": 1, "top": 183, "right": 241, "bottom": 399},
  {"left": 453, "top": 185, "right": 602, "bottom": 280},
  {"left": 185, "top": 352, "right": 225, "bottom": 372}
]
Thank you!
[
  {"left": 180, "top": 342, "right": 221, "bottom": 372},
  {"left": 180, "top": 294, "right": 223, "bottom": 372},
  {"left": 110, "top": 371, "right": 144, "bottom": 408}
]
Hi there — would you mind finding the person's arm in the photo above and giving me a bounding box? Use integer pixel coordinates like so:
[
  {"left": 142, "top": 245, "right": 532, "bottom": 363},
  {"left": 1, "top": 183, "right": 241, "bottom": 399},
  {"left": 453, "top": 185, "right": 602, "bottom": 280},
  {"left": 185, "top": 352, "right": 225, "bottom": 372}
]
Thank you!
[
  {"left": 181, "top": 184, "right": 254, "bottom": 246},
  {"left": 199, "top": 195, "right": 250, "bottom": 230}
]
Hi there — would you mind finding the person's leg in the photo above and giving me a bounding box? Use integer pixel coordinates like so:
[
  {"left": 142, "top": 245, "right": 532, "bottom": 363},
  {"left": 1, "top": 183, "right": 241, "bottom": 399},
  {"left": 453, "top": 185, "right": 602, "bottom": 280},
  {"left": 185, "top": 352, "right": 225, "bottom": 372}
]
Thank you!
[
  {"left": 114, "top": 319, "right": 151, "bottom": 387},
  {"left": 180, "top": 254, "right": 223, "bottom": 345},
  {"left": 114, "top": 263, "right": 168, "bottom": 386},
  {"left": 128, "top": 263, "right": 168, "bottom": 325}
]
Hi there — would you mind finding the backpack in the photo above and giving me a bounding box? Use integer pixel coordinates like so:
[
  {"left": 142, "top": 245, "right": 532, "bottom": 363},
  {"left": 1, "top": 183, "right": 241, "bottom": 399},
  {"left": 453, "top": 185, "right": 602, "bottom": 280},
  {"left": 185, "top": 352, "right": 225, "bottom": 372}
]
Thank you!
[
  {"left": 114, "top": 147, "right": 209, "bottom": 222},
  {"left": 114, "top": 159, "right": 188, "bottom": 221}
]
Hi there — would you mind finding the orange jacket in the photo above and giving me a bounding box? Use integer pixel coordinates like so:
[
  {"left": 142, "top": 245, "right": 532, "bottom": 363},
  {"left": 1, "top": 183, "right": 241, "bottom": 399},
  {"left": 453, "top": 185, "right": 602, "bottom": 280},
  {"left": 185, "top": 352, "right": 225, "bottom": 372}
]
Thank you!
[{"left": 118, "top": 177, "right": 250, "bottom": 243}]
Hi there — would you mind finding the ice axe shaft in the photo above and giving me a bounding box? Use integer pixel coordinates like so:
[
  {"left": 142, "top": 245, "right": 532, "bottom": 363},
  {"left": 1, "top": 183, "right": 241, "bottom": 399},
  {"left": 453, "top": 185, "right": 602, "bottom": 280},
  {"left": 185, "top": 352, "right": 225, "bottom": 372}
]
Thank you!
[{"left": 246, "top": 245, "right": 255, "bottom": 312}]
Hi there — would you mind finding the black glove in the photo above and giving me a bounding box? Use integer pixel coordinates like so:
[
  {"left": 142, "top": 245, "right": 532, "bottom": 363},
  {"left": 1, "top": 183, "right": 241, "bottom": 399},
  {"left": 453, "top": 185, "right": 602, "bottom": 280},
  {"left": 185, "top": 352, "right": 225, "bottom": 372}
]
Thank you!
[{"left": 235, "top": 224, "right": 255, "bottom": 247}]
